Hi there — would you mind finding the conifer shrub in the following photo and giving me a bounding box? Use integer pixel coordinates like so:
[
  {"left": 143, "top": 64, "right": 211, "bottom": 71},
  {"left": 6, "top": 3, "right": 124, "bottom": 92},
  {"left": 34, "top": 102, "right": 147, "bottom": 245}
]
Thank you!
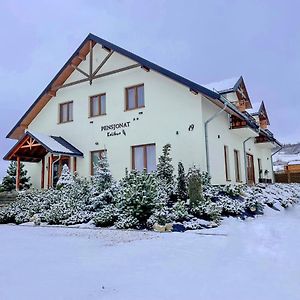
[
  {"left": 116, "top": 170, "right": 158, "bottom": 229},
  {"left": 176, "top": 162, "right": 188, "bottom": 202},
  {"left": 1, "top": 161, "right": 31, "bottom": 191}
]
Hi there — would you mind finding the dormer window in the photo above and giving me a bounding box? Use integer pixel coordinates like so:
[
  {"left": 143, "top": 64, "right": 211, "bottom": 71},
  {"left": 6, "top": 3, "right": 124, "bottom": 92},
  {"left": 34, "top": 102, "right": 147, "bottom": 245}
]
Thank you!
[
  {"left": 125, "top": 84, "right": 144, "bottom": 111},
  {"left": 59, "top": 101, "right": 73, "bottom": 123}
]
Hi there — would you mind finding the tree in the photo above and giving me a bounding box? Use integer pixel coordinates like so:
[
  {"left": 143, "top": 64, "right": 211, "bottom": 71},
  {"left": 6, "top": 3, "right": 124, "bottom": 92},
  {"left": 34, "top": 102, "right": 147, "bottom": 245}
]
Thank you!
[
  {"left": 57, "top": 164, "right": 74, "bottom": 188},
  {"left": 1, "top": 161, "right": 31, "bottom": 191},
  {"left": 157, "top": 144, "right": 174, "bottom": 186},
  {"left": 176, "top": 162, "right": 188, "bottom": 201},
  {"left": 92, "top": 153, "right": 113, "bottom": 194}
]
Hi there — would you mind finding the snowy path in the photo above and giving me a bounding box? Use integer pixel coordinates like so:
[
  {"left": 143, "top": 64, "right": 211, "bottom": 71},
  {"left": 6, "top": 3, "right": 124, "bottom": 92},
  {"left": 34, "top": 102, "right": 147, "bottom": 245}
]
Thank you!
[{"left": 0, "top": 206, "right": 300, "bottom": 300}]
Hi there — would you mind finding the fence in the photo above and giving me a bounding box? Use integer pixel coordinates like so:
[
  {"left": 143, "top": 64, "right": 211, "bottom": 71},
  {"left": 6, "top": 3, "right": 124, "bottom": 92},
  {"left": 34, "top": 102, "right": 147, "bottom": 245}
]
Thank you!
[{"left": 274, "top": 172, "right": 300, "bottom": 183}]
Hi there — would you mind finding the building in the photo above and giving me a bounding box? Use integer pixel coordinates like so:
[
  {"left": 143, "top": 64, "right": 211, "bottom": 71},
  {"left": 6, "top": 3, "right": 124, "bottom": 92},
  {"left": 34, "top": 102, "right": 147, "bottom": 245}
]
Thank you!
[{"left": 3, "top": 33, "right": 281, "bottom": 189}]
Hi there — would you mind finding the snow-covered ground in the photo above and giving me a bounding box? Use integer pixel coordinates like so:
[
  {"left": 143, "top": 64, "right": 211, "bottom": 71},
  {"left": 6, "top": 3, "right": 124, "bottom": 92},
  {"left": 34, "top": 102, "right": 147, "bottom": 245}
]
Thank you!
[{"left": 1, "top": 205, "right": 300, "bottom": 300}]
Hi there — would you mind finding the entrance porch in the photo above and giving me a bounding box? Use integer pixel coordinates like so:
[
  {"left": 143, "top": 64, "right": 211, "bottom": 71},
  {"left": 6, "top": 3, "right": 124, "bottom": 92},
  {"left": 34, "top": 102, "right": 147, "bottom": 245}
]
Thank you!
[{"left": 3, "top": 131, "right": 83, "bottom": 190}]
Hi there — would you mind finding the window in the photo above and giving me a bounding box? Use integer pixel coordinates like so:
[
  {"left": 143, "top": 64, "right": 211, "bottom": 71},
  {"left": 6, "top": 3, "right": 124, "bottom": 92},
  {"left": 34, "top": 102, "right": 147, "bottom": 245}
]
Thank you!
[
  {"left": 224, "top": 145, "right": 231, "bottom": 181},
  {"left": 59, "top": 101, "right": 73, "bottom": 123},
  {"left": 125, "top": 84, "right": 144, "bottom": 110},
  {"left": 89, "top": 93, "right": 106, "bottom": 117},
  {"left": 258, "top": 158, "right": 262, "bottom": 178},
  {"left": 132, "top": 144, "right": 156, "bottom": 172},
  {"left": 90, "top": 150, "right": 106, "bottom": 175},
  {"left": 234, "top": 149, "right": 241, "bottom": 182}
]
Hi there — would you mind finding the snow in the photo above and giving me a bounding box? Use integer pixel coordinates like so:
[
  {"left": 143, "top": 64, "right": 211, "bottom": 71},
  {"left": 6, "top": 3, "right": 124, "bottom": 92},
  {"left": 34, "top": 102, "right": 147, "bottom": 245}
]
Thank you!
[
  {"left": 273, "top": 153, "right": 300, "bottom": 171},
  {"left": 1, "top": 205, "right": 300, "bottom": 300},
  {"left": 28, "top": 131, "right": 75, "bottom": 154},
  {"left": 203, "top": 77, "right": 240, "bottom": 93}
]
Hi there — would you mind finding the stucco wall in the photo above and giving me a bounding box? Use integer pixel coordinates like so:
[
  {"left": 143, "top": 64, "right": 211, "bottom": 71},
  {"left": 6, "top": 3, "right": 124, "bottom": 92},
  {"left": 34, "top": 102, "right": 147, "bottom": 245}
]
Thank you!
[
  {"left": 23, "top": 45, "right": 274, "bottom": 188},
  {"left": 27, "top": 49, "right": 206, "bottom": 187}
]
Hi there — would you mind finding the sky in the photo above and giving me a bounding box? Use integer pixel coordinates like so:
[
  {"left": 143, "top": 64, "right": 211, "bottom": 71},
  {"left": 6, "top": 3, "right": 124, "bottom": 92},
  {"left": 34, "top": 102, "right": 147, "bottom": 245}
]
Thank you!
[{"left": 0, "top": 0, "right": 300, "bottom": 179}]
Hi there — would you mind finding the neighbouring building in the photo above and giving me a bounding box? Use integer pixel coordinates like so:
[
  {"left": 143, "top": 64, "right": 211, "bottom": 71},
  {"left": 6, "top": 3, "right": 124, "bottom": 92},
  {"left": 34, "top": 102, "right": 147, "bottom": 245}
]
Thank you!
[{"left": 3, "top": 33, "right": 281, "bottom": 189}]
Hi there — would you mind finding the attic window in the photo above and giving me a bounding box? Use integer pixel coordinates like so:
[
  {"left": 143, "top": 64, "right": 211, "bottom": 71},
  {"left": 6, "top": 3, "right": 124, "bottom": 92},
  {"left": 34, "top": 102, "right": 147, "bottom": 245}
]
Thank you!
[
  {"left": 125, "top": 84, "right": 144, "bottom": 111},
  {"left": 59, "top": 101, "right": 73, "bottom": 123}
]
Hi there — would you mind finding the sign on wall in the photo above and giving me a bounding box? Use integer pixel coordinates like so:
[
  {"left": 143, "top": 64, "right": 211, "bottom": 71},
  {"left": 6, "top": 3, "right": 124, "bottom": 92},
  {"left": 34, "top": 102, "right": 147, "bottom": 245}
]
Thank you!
[{"left": 101, "top": 121, "right": 131, "bottom": 137}]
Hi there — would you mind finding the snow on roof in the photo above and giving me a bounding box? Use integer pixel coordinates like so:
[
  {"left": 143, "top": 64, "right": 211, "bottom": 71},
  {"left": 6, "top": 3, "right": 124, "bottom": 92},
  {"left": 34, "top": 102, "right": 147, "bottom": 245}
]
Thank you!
[
  {"left": 28, "top": 131, "right": 82, "bottom": 156},
  {"left": 202, "top": 77, "right": 240, "bottom": 93},
  {"left": 288, "top": 160, "right": 300, "bottom": 166},
  {"left": 273, "top": 153, "right": 300, "bottom": 165}
]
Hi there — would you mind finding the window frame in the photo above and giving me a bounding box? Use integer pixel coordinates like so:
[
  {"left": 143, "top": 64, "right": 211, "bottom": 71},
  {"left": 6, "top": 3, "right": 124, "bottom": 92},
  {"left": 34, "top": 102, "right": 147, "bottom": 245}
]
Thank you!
[
  {"left": 224, "top": 145, "right": 231, "bottom": 181},
  {"left": 234, "top": 149, "right": 241, "bottom": 182},
  {"left": 125, "top": 84, "right": 145, "bottom": 111},
  {"left": 90, "top": 149, "right": 107, "bottom": 175},
  {"left": 59, "top": 101, "right": 73, "bottom": 124},
  {"left": 89, "top": 93, "right": 106, "bottom": 117},
  {"left": 132, "top": 143, "right": 156, "bottom": 172}
]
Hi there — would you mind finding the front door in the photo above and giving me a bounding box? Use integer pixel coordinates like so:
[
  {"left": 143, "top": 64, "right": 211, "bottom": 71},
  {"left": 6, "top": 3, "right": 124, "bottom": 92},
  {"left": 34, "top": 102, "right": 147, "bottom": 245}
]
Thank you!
[
  {"left": 246, "top": 153, "right": 255, "bottom": 185},
  {"left": 53, "top": 156, "right": 70, "bottom": 187}
]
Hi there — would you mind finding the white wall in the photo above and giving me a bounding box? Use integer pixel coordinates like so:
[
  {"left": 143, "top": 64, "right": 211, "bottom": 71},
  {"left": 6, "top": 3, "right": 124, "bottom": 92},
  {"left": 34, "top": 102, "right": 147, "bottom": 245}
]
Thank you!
[
  {"left": 23, "top": 44, "right": 275, "bottom": 188},
  {"left": 27, "top": 47, "right": 206, "bottom": 187}
]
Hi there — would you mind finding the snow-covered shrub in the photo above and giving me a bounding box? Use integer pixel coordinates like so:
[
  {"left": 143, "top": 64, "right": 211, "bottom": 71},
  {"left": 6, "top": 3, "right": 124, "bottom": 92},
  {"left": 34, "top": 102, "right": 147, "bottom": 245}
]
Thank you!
[
  {"left": 176, "top": 162, "right": 188, "bottom": 201},
  {"left": 56, "top": 165, "right": 74, "bottom": 188},
  {"left": 115, "top": 214, "right": 139, "bottom": 229},
  {"left": 116, "top": 170, "right": 158, "bottom": 228},
  {"left": 222, "top": 185, "right": 242, "bottom": 197},
  {"left": 218, "top": 195, "right": 244, "bottom": 217},
  {"left": 147, "top": 183, "right": 173, "bottom": 227},
  {"left": 157, "top": 144, "right": 174, "bottom": 186},
  {"left": 172, "top": 201, "right": 189, "bottom": 222},
  {"left": 91, "top": 153, "right": 113, "bottom": 194},
  {"left": 245, "top": 196, "right": 264, "bottom": 215},
  {"left": 187, "top": 166, "right": 203, "bottom": 210},
  {"left": 94, "top": 204, "right": 119, "bottom": 227}
]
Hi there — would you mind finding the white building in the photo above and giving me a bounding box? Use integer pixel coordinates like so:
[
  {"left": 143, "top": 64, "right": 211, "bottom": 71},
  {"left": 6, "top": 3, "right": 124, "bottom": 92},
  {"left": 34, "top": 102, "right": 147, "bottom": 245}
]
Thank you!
[{"left": 4, "top": 34, "right": 281, "bottom": 189}]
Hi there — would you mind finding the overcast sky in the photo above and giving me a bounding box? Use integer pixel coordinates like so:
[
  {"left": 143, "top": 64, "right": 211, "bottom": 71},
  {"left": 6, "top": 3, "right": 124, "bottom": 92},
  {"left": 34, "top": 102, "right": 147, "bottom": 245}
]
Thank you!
[{"left": 0, "top": 0, "right": 299, "bottom": 179}]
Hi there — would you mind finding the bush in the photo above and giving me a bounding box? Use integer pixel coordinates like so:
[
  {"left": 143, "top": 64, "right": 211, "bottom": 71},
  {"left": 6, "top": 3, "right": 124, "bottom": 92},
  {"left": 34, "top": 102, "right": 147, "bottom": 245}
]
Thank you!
[{"left": 94, "top": 204, "right": 119, "bottom": 227}]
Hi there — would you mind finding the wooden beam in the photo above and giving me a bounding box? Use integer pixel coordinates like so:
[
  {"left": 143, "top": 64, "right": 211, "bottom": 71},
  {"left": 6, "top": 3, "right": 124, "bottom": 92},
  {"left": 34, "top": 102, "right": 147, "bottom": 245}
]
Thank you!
[
  {"left": 92, "top": 51, "right": 114, "bottom": 77},
  {"left": 78, "top": 53, "right": 86, "bottom": 61},
  {"left": 16, "top": 156, "right": 20, "bottom": 191},
  {"left": 141, "top": 66, "right": 150, "bottom": 72},
  {"left": 47, "top": 90, "right": 56, "bottom": 97},
  {"left": 54, "top": 64, "right": 140, "bottom": 90},
  {"left": 89, "top": 40, "right": 93, "bottom": 85},
  {"left": 41, "top": 157, "right": 45, "bottom": 189},
  {"left": 48, "top": 155, "right": 52, "bottom": 188},
  {"left": 73, "top": 157, "right": 77, "bottom": 173},
  {"left": 93, "top": 64, "right": 140, "bottom": 80},
  {"left": 70, "top": 64, "right": 89, "bottom": 78}
]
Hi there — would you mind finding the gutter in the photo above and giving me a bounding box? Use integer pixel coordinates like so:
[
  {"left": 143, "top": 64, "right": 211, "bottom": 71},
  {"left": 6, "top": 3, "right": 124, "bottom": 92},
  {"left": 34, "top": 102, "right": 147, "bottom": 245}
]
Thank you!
[{"left": 204, "top": 99, "right": 228, "bottom": 176}]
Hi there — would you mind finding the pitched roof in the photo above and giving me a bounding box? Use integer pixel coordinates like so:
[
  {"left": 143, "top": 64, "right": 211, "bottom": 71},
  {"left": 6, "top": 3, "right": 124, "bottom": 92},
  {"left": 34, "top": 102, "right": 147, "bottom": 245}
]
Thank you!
[
  {"left": 7, "top": 33, "right": 264, "bottom": 141},
  {"left": 3, "top": 131, "right": 83, "bottom": 161}
]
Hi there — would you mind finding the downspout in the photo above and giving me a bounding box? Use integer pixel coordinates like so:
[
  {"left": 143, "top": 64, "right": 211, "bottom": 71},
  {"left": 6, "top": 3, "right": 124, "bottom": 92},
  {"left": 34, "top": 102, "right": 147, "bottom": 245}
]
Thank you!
[
  {"left": 271, "top": 143, "right": 283, "bottom": 182},
  {"left": 52, "top": 154, "right": 61, "bottom": 187},
  {"left": 204, "top": 100, "right": 228, "bottom": 176},
  {"left": 243, "top": 137, "right": 253, "bottom": 184}
]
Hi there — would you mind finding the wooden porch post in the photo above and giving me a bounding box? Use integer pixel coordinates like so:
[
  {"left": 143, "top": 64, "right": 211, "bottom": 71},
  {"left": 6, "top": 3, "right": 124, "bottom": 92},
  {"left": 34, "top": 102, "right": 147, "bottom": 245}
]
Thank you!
[
  {"left": 16, "top": 156, "right": 20, "bottom": 191},
  {"left": 47, "top": 155, "right": 53, "bottom": 188},
  {"left": 73, "top": 157, "right": 77, "bottom": 173},
  {"left": 41, "top": 157, "right": 45, "bottom": 189}
]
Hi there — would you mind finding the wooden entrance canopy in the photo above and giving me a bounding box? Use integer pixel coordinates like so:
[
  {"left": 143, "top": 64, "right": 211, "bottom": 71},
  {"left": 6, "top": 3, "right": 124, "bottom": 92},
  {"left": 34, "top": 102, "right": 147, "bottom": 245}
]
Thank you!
[{"left": 3, "top": 131, "right": 83, "bottom": 190}]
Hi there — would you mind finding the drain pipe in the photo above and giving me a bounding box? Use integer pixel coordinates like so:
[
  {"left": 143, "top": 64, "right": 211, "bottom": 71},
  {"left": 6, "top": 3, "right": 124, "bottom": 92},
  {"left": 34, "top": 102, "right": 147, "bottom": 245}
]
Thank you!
[
  {"left": 51, "top": 155, "right": 61, "bottom": 187},
  {"left": 204, "top": 101, "right": 228, "bottom": 176},
  {"left": 271, "top": 143, "right": 283, "bottom": 182},
  {"left": 243, "top": 137, "right": 253, "bottom": 184}
]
